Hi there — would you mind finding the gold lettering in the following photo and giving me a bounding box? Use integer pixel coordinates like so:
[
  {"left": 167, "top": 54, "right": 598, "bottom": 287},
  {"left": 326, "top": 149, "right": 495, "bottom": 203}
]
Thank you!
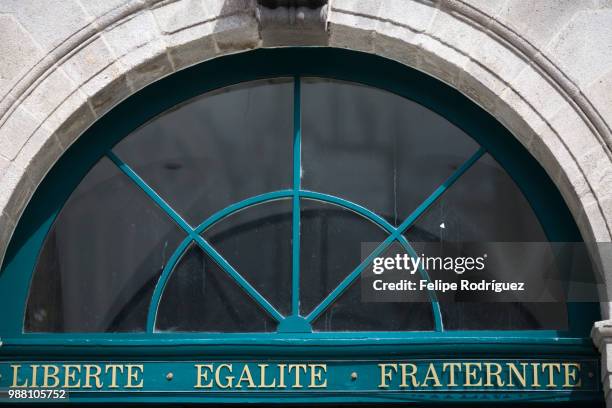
[
  {"left": 125, "top": 364, "right": 144, "bottom": 389},
  {"left": 236, "top": 365, "right": 256, "bottom": 389},
  {"left": 308, "top": 364, "right": 327, "bottom": 388},
  {"left": 258, "top": 364, "right": 277, "bottom": 389},
  {"left": 562, "top": 363, "right": 582, "bottom": 388},
  {"left": 378, "top": 364, "right": 398, "bottom": 389},
  {"left": 442, "top": 363, "right": 461, "bottom": 387},
  {"left": 464, "top": 363, "right": 482, "bottom": 387},
  {"left": 104, "top": 364, "right": 124, "bottom": 389},
  {"left": 63, "top": 365, "right": 82, "bottom": 388},
  {"left": 42, "top": 365, "right": 60, "bottom": 388},
  {"left": 30, "top": 365, "right": 40, "bottom": 388},
  {"left": 484, "top": 363, "right": 504, "bottom": 387},
  {"left": 10, "top": 365, "right": 28, "bottom": 388},
  {"left": 507, "top": 363, "right": 527, "bottom": 388},
  {"left": 422, "top": 363, "right": 442, "bottom": 387},
  {"left": 195, "top": 364, "right": 213, "bottom": 389},
  {"left": 542, "top": 363, "right": 561, "bottom": 388},
  {"left": 215, "top": 364, "right": 234, "bottom": 389},
  {"left": 399, "top": 364, "right": 419, "bottom": 388},
  {"left": 288, "top": 364, "right": 308, "bottom": 388},
  {"left": 277, "top": 364, "right": 287, "bottom": 388},
  {"left": 83, "top": 365, "right": 103, "bottom": 389},
  {"left": 531, "top": 363, "right": 541, "bottom": 387}
]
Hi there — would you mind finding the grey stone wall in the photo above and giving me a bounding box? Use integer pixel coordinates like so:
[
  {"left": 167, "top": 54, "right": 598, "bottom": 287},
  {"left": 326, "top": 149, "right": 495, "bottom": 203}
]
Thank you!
[{"left": 1, "top": 0, "right": 612, "bottom": 403}]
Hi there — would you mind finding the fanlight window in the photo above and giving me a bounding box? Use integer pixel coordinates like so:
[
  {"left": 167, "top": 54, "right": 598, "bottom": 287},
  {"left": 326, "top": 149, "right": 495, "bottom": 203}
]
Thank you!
[{"left": 25, "top": 77, "right": 565, "bottom": 333}]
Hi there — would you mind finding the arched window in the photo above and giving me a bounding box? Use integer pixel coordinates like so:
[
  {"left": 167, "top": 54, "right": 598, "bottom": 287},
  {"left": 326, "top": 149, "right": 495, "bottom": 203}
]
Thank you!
[
  {"left": 0, "top": 48, "right": 601, "bottom": 405},
  {"left": 25, "top": 76, "right": 567, "bottom": 334}
]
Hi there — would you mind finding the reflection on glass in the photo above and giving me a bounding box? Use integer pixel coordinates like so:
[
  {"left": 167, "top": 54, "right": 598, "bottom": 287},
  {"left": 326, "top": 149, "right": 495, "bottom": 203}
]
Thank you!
[
  {"left": 302, "top": 77, "right": 479, "bottom": 226},
  {"left": 313, "top": 241, "right": 435, "bottom": 332},
  {"left": 156, "top": 245, "right": 276, "bottom": 332},
  {"left": 202, "top": 199, "right": 292, "bottom": 315},
  {"left": 440, "top": 303, "right": 567, "bottom": 331},
  {"left": 405, "top": 153, "right": 566, "bottom": 329},
  {"left": 405, "top": 153, "right": 548, "bottom": 242},
  {"left": 299, "top": 198, "right": 388, "bottom": 316},
  {"left": 113, "top": 78, "right": 293, "bottom": 225},
  {"left": 25, "top": 158, "right": 185, "bottom": 332}
]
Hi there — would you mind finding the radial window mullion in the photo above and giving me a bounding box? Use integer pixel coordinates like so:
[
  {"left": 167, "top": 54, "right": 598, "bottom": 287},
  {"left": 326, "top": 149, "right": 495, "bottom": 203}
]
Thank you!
[
  {"left": 106, "top": 151, "right": 285, "bottom": 324},
  {"left": 291, "top": 76, "right": 302, "bottom": 316},
  {"left": 305, "top": 147, "right": 486, "bottom": 323}
]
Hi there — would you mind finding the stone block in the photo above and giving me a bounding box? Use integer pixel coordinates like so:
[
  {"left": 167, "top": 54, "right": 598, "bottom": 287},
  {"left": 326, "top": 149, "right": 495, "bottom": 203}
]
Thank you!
[
  {"left": 451, "top": 0, "right": 508, "bottom": 18},
  {"left": 0, "top": 14, "right": 44, "bottom": 100},
  {"left": 328, "top": 10, "right": 376, "bottom": 52},
  {"left": 79, "top": 0, "right": 134, "bottom": 20},
  {"left": 13, "top": 126, "right": 63, "bottom": 189},
  {"left": 378, "top": 0, "right": 437, "bottom": 34},
  {"left": 554, "top": 157, "right": 597, "bottom": 235},
  {"left": 165, "top": 29, "right": 218, "bottom": 71},
  {"left": 579, "top": 198, "right": 612, "bottom": 243},
  {"left": 61, "top": 36, "right": 119, "bottom": 90},
  {"left": 496, "top": 0, "right": 594, "bottom": 50},
  {"left": 373, "top": 29, "right": 421, "bottom": 72},
  {"left": 0, "top": 163, "right": 34, "bottom": 223},
  {"left": 0, "top": 211, "right": 16, "bottom": 267},
  {"left": 492, "top": 87, "right": 542, "bottom": 149},
  {"left": 585, "top": 68, "right": 612, "bottom": 143},
  {"left": 0, "top": 154, "right": 9, "bottom": 181},
  {"left": 457, "top": 61, "right": 509, "bottom": 116},
  {"left": 103, "top": 10, "right": 174, "bottom": 91},
  {"left": 21, "top": 68, "right": 77, "bottom": 123},
  {"left": 331, "top": 0, "right": 381, "bottom": 17},
  {"left": 506, "top": 63, "right": 568, "bottom": 123},
  {"left": 126, "top": 50, "right": 174, "bottom": 93},
  {"left": 602, "top": 194, "right": 612, "bottom": 231},
  {"left": 104, "top": 11, "right": 162, "bottom": 59},
  {"left": 3, "top": 0, "right": 92, "bottom": 51},
  {"left": 547, "top": 104, "right": 612, "bottom": 199},
  {"left": 47, "top": 91, "right": 95, "bottom": 150},
  {"left": 152, "top": 0, "right": 251, "bottom": 35},
  {"left": 0, "top": 106, "right": 41, "bottom": 161},
  {"left": 468, "top": 34, "right": 528, "bottom": 89},
  {"left": 427, "top": 8, "right": 491, "bottom": 62},
  {"left": 79, "top": 62, "right": 131, "bottom": 118},
  {"left": 213, "top": 14, "right": 261, "bottom": 53},
  {"left": 546, "top": 9, "right": 612, "bottom": 88}
]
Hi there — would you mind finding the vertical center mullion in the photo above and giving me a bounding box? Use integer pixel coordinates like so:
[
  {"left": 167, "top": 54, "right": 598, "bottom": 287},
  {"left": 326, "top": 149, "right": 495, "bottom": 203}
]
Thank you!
[{"left": 291, "top": 75, "right": 302, "bottom": 316}]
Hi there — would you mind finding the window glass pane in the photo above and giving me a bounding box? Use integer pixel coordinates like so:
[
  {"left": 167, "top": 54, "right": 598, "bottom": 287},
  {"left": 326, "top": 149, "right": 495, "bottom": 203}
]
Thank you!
[
  {"left": 156, "top": 245, "right": 277, "bottom": 332},
  {"left": 312, "top": 242, "right": 434, "bottom": 332},
  {"left": 405, "top": 153, "right": 548, "bottom": 242},
  {"left": 404, "top": 153, "right": 566, "bottom": 330},
  {"left": 299, "top": 198, "right": 389, "bottom": 315},
  {"left": 25, "top": 158, "right": 185, "bottom": 332},
  {"left": 113, "top": 78, "right": 293, "bottom": 225},
  {"left": 440, "top": 303, "right": 567, "bottom": 330},
  {"left": 201, "top": 199, "right": 292, "bottom": 315},
  {"left": 301, "top": 78, "right": 479, "bottom": 226}
]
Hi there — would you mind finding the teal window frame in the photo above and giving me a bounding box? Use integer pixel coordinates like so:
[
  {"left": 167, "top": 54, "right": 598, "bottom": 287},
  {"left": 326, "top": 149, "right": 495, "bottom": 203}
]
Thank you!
[{"left": 0, "top": 48, "right": 600, "bottom": 360}]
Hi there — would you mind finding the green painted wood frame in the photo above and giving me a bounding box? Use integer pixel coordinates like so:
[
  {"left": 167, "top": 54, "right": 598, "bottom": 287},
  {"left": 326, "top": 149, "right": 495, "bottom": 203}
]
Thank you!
[{"left": 0, "top": 47, "right": 602, "bottom": 404}]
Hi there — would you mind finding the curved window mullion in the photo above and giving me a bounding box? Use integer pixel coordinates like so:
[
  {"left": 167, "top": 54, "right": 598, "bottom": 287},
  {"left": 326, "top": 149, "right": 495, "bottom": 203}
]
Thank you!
[
  {"left": 148, "top": 191, "right": 295, "bottom": 332},
  {"left": 299, "top": 190, "right": 443, "bottom": 330},
  {"left": 305, "top": 147, "right": 486, "bottom": 324},
  {"left": 106, "top": 151, "right": 285, "bottom": 325},
  {"left": 396, "top": 236, "right": 444, "bottom": 331},
  {"left": 146, "top": 237, "right": 192, "bottom": 331}
]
